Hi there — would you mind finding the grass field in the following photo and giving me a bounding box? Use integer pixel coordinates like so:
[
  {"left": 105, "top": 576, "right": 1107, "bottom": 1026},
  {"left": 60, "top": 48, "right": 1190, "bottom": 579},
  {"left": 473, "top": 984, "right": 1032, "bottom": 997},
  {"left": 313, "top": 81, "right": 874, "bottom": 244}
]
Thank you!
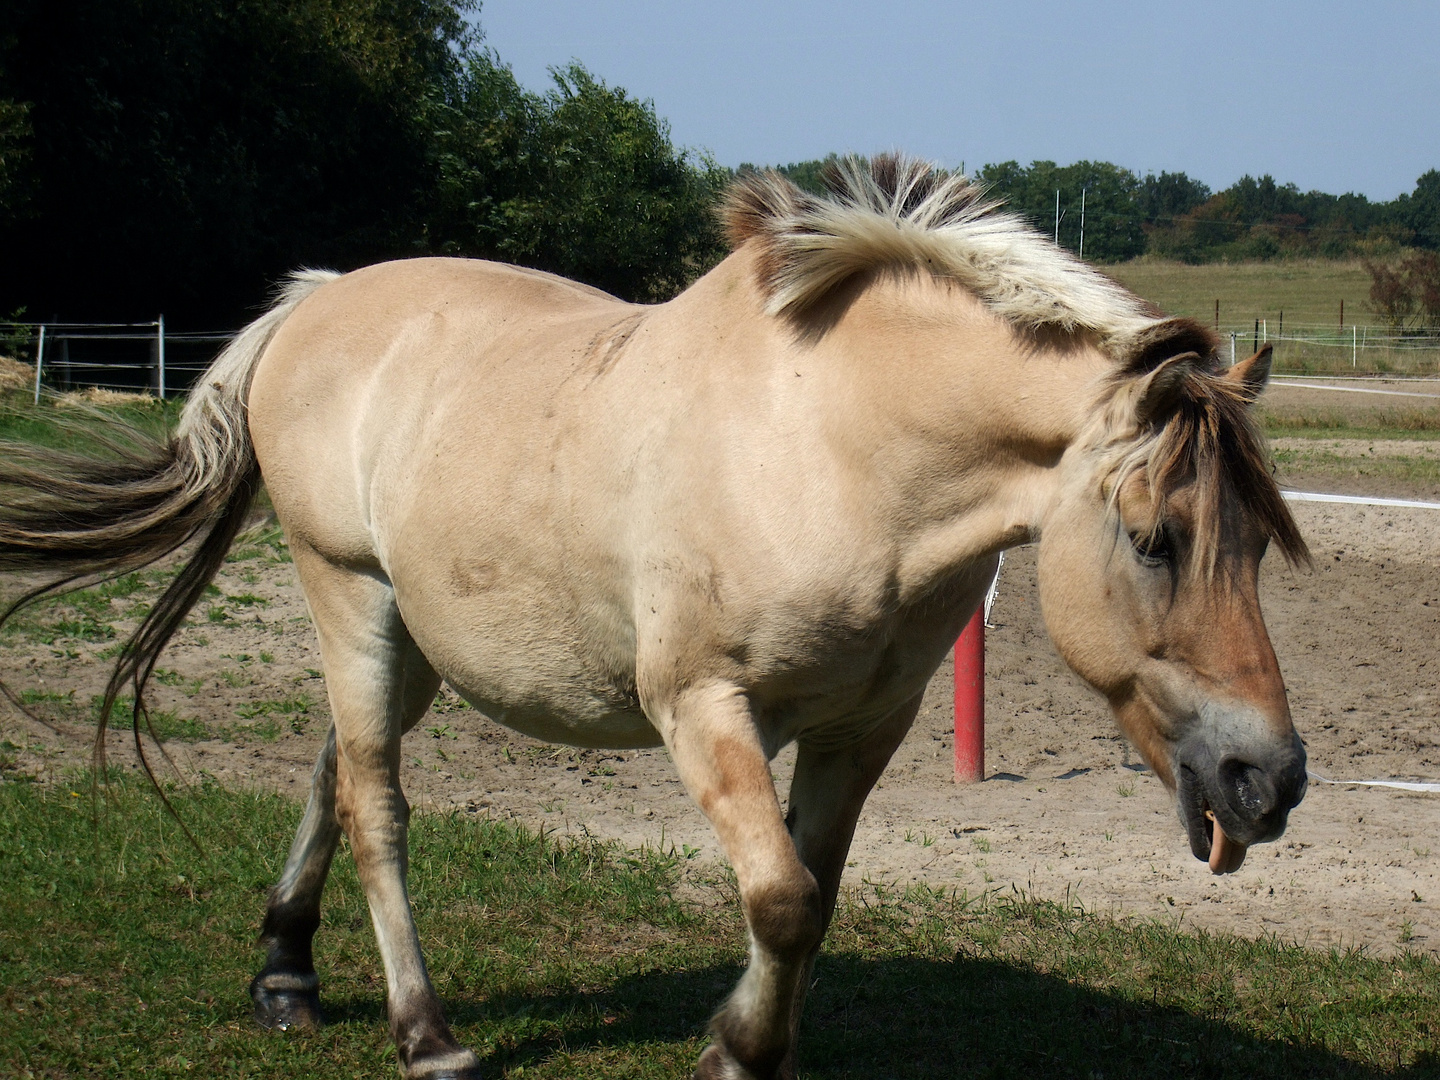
[
  {"left": 1, "top": 777, "right": 1437, "bottom": 1079},
  {"left": 1105, "top": 259, "right": 1439, "bottom": 377},
  {"left": 1105, "top": 259, "right": 1373, "bottom": 328}
]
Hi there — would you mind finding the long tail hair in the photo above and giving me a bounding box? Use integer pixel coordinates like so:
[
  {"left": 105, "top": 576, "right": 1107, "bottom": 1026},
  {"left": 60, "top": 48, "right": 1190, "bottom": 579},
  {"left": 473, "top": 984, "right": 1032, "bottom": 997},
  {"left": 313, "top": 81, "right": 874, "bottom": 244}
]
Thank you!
[{"left": 0, "top": 270, "right": 337, "bottom": 788}]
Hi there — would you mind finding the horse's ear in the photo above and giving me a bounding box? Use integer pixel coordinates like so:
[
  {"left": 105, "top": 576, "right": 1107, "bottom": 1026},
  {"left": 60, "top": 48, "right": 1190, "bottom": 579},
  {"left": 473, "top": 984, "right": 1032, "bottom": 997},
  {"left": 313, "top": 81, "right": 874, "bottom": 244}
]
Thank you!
[
  {"left": 1225, "top": 344, "right": 1273, "bottom": 404},
  {"left": 1131, "top": 351, "right": 1200, "bottom": 427}
]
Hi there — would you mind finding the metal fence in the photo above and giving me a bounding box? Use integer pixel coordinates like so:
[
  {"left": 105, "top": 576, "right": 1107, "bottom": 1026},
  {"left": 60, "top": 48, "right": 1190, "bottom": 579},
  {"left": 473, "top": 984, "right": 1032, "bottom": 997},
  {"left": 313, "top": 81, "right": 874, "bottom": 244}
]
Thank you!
[
  {"left": 4, "top": 316, "right": 1439, "bottom": 394},
  {"left": 1213, "top": 319, "right": 1440, "bottom": 374},
  {"left": 1, "top": 319, "right": 232, "bottom": 402}
]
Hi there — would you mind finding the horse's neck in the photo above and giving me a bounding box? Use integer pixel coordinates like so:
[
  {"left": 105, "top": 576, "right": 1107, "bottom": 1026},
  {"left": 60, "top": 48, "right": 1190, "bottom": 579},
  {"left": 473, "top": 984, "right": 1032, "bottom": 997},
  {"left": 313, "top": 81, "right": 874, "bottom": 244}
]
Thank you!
[{"left": 817, "top": 275, "right": 1113, "bottom": 555}]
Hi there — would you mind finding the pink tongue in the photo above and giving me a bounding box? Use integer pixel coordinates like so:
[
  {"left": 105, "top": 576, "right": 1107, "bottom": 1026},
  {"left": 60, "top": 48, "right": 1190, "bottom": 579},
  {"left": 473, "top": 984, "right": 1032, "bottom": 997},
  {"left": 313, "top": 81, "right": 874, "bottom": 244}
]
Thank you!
[{"left": 1206, "top": 811, "right": 1248, "bottom": 875}]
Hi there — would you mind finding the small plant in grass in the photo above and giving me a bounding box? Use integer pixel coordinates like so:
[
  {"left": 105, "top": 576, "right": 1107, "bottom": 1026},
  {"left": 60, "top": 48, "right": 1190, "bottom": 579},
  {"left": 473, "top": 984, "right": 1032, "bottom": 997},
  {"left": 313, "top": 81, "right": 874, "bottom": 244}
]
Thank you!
[
  {"left": 216, "top": 668, "right": 249, "bottom": 688},
  {"left": 236, "top": 694, "right": 312, "bottom": 721},
  {"left": 206, "top": 605, "right": 229, "bottom": 623},
  {"left": 1117, "top": 780, "right": 1137, "bottom": 797}
]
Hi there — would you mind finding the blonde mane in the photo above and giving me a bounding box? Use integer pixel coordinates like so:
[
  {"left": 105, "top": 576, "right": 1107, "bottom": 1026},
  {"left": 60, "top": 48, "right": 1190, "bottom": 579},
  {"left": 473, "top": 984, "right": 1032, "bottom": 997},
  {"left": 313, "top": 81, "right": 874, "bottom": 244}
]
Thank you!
[
  {"left": 722, "top": 154, "right": 1158, "bottom": 348},
  {"left": 723, "top": 155, "right": 1308, "bottom": 572}
]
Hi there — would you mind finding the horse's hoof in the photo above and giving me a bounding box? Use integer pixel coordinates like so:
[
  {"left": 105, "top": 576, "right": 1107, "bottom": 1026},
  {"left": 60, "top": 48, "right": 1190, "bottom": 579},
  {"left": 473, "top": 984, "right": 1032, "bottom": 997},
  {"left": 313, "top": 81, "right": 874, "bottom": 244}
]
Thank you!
[
  {"left": 407, "top": 1064, "right": 485, "bottom": 1080},
  {"left": 694, "top": 1044, "right": 748, "bottom": 1080},
  {"left": 250, "top": 975, "right": 323, "bottom": 1031},
  {"left": 693, "top": 1042, "right": 793, "bottom": 1080}
]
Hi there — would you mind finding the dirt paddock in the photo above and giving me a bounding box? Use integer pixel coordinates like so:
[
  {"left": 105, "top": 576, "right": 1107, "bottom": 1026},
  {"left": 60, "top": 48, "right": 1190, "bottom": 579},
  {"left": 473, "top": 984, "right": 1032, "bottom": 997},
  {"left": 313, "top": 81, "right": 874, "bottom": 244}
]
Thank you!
[{"left": 3, "top": 490, "right": 1438, "bottom": 959}]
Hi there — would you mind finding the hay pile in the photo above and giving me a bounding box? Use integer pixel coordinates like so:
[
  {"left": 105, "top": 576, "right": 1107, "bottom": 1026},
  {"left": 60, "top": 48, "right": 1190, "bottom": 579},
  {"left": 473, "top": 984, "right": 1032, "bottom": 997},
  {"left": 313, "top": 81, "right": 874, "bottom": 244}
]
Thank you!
[
  {"left": 55, "top": 386, "right": 160, "bottom": 407},
  {"left": 0, "top": 355, "right": 35, "bottom": 391}
]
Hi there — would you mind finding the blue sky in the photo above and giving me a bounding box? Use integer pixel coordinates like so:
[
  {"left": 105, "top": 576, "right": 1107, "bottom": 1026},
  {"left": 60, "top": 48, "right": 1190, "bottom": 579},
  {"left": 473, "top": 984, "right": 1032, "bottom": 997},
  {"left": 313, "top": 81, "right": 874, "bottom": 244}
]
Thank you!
[{"left": 476, "top": 0, "right": 1438, "bottom": 201}]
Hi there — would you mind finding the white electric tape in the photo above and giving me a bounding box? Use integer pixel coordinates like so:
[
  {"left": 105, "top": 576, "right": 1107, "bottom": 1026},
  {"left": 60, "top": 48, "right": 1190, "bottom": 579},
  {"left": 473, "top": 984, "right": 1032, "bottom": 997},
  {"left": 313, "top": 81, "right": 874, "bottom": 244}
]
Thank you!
[
  {"left": 1282, "top": 490, "right": 1440, "bottom": 510},
  {"left": 1309, "top": 771, "right": 1440, "bottom": 794},
  {"left": 1268, "top": 380, "right": 1440, "bottom": 399}
]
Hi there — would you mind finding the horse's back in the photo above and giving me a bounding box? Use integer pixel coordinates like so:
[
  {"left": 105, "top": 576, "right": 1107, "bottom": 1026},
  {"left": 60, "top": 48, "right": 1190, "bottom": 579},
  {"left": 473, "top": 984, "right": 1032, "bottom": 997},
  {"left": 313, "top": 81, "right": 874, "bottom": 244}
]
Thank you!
[
  {"left": 247, "top": 257, "right": 663, "bottom": 743},
  {"left": 247, "top": 257, "right": 635, "bottom": 562}
]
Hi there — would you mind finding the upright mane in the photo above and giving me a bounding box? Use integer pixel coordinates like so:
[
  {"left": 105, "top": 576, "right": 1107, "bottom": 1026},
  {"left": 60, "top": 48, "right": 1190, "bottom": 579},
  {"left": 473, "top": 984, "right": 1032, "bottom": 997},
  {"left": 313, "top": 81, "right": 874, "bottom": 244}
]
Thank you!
[
  {"left": 721, "top": 154, "right": 1156, "bottom": 346},
  {"left": 723, "top": 155, "right": 1308, "bottom": 572}
]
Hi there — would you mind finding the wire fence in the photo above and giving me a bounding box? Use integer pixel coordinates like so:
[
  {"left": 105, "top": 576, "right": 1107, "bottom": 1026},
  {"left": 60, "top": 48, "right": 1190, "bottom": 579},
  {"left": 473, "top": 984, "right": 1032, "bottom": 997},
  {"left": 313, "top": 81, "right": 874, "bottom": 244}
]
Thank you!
[
  {"left": 1194, "top": 318, "right": 1440, "bottom": 376},
  {"left": 0, "top": 320, "right": 231, "bottom": 401},
  {"left": 3, "top": 316, "right": 1439, "bottom": 396}
]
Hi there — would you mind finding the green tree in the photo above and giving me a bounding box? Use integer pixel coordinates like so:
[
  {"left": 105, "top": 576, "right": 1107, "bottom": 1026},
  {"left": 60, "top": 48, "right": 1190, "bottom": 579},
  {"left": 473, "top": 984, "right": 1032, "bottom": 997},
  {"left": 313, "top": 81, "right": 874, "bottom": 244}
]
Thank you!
[
  {"left": 1395, "top": 170, "right": 1440, "bottom": 250},
  {"left": 489, "top": 63, "right": 727, "bottom": 302},
  {"left": 976, "top": 159, "right": 1147, "bottom": 262},
  {"left": 0, "top": 0, "right": 475, "bottom": 326},
  {"left": 0, "top": 2, "right": 727, "bottom": 325}
]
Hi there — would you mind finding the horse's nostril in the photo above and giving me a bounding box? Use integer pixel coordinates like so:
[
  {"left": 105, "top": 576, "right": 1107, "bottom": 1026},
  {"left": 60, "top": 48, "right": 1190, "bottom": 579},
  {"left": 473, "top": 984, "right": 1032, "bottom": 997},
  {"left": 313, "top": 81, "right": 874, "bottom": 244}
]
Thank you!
[{"left": 1219, "top": 758, "right": 1277, "bottom": 818}]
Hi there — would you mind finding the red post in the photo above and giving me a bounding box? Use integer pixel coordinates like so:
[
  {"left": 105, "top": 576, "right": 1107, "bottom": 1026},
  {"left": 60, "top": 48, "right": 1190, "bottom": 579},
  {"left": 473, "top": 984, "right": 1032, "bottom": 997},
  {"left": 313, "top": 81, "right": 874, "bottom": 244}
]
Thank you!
[{"left": 953, "top": 608, "right": 985, "bottom": 783}]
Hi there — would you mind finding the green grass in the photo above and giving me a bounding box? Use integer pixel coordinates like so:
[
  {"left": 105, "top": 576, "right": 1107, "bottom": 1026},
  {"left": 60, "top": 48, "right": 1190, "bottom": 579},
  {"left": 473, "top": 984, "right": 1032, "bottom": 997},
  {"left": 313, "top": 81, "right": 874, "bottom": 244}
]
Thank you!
[
  {"left": 1106, "top": 258, "right": 1374, "bottom": 328},
  {"left": 1262, "top": 407, "right": 1440, "bottom": 439},
  {"left": 0, "top": 569, "right": 168, "bottom": 646},
  {"left": 1106, "top": 260, "right": 1440, "bottom": 376},
  {"left": 1, "top": 778, "right": 1436, "bottom": 1078},
  {"left": 1269, "top": 444, "right": 1440, "bottom": 487},
  {"left": 0, "top": 388, "right": 183, "bottom": 453}
]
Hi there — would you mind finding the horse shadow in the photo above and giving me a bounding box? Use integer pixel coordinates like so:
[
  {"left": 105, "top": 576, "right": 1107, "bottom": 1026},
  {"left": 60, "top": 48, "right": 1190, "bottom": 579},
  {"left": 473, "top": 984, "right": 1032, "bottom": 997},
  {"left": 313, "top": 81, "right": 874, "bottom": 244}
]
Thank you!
[{"left": 321, "top": 952, "right": 1431, "bottom": 1078}]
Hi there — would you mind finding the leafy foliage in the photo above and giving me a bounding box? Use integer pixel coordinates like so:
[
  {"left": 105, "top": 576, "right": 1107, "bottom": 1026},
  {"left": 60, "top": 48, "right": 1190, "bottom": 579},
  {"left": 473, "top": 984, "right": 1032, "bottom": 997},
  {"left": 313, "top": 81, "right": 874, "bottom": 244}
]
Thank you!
[
  {"left": 0, "top": 1, "right": 724, "bottom": 326},
  {"left": 429, "top": 58, "right": 727, "bottom": 303},
  {"left": 1365, "top": 251, "right": 1440, "bottom": 330}
]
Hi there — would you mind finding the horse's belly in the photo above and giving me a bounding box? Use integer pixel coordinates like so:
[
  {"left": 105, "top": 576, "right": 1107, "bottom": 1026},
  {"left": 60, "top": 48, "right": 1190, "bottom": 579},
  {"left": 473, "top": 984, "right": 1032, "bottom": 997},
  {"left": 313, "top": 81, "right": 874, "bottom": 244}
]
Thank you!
[
  {"left": 447, "top": 678, "right": 661, "bottom": 749},
  {"left": 397, "top": 586, "right": 658, "bottom": 749}
]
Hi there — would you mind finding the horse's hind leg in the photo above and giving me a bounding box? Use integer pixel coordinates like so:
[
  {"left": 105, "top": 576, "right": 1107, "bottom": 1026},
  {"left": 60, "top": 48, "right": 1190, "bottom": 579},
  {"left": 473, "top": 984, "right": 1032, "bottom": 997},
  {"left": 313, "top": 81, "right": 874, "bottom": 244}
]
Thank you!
[
  {"left": 263, "top": 544, "right": 476, "bottom": 1078},
  {"left": 251, "top": 724, "right": 340, "bottom": 1029},
  {"left": 250, "top": 567, "right": 445, "bottom": 1036}
]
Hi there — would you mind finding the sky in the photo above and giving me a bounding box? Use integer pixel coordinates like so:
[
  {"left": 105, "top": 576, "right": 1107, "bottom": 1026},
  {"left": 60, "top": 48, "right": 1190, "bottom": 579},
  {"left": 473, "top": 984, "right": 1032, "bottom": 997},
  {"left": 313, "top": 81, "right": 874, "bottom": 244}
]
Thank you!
[{"left": 476, "top": 0, "right": 1439, "bottom": 201}]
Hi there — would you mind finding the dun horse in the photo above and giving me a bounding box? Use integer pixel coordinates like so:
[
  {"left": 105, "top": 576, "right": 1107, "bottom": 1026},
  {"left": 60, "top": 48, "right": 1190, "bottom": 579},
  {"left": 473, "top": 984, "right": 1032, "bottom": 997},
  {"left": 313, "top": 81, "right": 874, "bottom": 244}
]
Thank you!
[{"left": 0, "top": 156, "right": 1309, "bottom": 1079}]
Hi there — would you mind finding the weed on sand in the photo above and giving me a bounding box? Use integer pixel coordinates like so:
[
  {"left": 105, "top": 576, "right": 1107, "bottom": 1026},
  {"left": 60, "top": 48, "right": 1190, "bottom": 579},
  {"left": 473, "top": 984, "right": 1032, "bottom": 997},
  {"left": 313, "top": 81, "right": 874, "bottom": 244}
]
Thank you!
[{"left": 1, "top": 778, "right": 1435, "bottom": 1078}]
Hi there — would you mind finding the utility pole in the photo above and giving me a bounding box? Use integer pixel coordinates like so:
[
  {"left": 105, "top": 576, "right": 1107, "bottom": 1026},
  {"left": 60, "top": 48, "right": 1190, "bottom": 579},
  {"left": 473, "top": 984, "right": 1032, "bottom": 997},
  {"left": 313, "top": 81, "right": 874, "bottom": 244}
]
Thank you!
[
  {"left": 1054, "top": 189, "right": 1060, "bottom": 244},
  {"left": 1078, "top": 188, "right": 1086, "bottom": 260}
]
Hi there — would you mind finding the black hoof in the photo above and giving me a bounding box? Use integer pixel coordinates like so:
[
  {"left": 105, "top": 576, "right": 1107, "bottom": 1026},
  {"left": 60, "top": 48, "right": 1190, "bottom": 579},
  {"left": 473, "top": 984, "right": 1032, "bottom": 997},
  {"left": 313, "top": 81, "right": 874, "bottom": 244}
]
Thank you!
[
  {"left": 408, "top": 1065, "right": 485, "bottom": 1080},
  {"left": 250, "top": 975, "right": 323, "bottom": 1031}
]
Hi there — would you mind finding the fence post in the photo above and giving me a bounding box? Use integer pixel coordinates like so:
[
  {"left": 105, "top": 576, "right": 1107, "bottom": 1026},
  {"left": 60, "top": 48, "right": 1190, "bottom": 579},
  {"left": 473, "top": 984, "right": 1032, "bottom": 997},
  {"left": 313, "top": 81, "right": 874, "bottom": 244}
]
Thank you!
[
  {"left": 157, "top": 315, "right": 166, "bottom": 400},
  {"left": 1353, "top": 325, "right": 1357, "bottom": 368},
  {"left": 33, "top": 325, "right": 45, "bottom": 404},
  {"left": 1229, "top": 332, "right": 1236, "bottom": 367},
  {"left": 954, "top": 609, "right": 984, "bottom": 783}
]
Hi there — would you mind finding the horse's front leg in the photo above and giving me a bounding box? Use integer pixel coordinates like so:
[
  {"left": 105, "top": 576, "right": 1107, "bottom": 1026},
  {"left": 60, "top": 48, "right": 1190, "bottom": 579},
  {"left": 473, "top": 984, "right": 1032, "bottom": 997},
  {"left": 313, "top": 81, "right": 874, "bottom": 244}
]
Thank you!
[{"left": 657, "top": 681, "right": 824, "bottom": 1080}]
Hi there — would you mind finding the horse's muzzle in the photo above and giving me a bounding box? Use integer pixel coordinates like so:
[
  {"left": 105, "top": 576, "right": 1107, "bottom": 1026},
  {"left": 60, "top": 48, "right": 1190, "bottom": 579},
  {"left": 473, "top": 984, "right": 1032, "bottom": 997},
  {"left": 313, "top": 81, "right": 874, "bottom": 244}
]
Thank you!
[{"left": 1177, "top": 730, "right": 1307, "bottom": 871}]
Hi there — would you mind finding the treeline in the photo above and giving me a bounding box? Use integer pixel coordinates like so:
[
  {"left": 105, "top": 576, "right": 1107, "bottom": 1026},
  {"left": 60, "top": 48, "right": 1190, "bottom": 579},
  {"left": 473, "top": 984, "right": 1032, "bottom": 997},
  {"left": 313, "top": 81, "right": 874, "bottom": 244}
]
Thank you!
[
  {"left": 772, "top": 157, "right": 1440, "bottom": 265},
  {"left": 0, "top": 0, "right": 726, "bottom": 326},
  {"left": 3, "top": 0, "right": 1438, "bottom": 328}
]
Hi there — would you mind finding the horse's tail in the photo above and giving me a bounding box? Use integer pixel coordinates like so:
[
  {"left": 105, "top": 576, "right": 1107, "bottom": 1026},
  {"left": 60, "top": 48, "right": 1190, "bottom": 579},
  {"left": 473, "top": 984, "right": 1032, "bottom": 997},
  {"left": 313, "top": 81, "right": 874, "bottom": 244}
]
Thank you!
[{"left": 0, "top": 269, "right": 338, "bottom": 782}]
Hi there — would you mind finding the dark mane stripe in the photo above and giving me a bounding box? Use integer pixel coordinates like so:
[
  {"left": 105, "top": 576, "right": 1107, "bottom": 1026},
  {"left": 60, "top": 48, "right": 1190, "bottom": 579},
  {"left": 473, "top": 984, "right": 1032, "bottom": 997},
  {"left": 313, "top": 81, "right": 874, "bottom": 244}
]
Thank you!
[
  {"left": 1107, "top": 340, "right": 1309, "bottom": 574},
  {"left": 720, "top": 154, "right": 1157, "bottom": 338}
]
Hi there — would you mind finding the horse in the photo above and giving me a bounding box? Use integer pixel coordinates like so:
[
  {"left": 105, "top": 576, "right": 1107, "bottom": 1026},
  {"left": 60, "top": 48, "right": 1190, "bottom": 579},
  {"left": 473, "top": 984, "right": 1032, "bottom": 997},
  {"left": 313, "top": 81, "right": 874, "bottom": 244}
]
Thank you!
[{"left": 0, "top": 155, "right": 1310, "bottom": 1080}]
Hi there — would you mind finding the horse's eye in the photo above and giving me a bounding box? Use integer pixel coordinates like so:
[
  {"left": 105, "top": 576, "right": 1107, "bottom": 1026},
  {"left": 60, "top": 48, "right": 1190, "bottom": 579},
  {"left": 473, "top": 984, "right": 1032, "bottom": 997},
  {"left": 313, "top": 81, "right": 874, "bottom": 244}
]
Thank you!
[{"left": 1130, "top": 527, "right": 1174, "bottom": 567}]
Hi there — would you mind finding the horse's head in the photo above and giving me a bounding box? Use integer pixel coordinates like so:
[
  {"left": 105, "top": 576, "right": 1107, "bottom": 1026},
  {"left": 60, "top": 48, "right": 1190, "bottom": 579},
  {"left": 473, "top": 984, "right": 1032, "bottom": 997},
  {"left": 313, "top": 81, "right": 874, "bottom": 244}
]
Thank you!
[{"left": 1037, "top": 323, "right": 1309, "bottom": 874}]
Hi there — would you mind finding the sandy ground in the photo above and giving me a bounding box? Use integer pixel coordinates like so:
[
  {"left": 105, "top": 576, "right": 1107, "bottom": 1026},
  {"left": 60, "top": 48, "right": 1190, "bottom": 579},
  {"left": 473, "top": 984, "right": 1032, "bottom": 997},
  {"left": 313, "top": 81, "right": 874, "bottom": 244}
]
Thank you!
[{"left": 3, "top": 448, "right": 1439, "bottom": 959}]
